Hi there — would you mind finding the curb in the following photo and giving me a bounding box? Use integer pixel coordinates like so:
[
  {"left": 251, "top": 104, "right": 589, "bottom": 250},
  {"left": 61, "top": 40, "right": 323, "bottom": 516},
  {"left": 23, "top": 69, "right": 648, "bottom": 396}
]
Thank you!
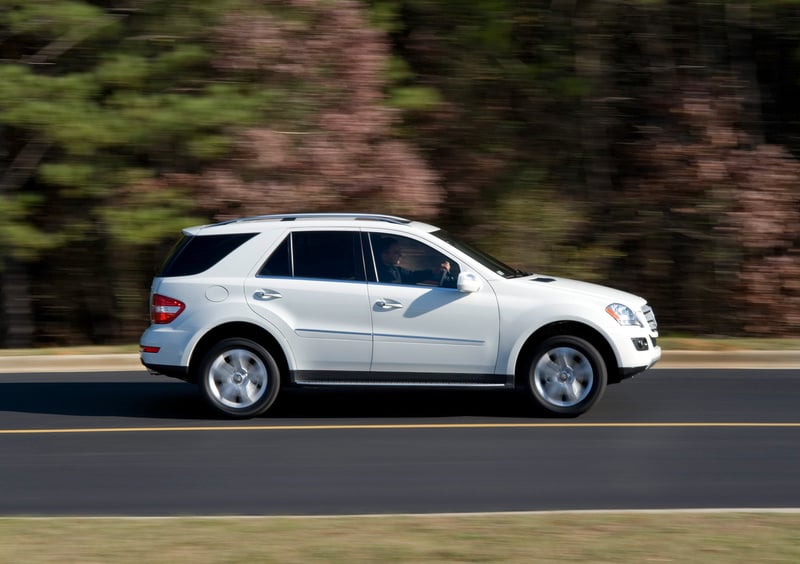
[{"left": 1, "top": 351, "right": 799, "bottom": 374}]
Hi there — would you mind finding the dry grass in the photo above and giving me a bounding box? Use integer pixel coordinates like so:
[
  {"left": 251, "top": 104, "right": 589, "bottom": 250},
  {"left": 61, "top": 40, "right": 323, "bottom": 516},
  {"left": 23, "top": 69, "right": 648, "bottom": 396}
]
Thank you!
[
  {"left": 658, "top": 337, "right": 800, "bottom": 351},
  {"left": 0, "top": 345, "right": 139, "bottom": 356},
  {"left": 1, "top": 513, "right": 799, "bottom": 563}
]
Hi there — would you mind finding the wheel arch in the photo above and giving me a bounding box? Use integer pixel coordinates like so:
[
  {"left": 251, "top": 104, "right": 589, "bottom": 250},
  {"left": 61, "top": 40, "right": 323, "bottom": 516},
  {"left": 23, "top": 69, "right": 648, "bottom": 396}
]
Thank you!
[
  {"left": 188, "top": 322, "right": 290, "bottom": 385},
  {"left": 514, "top": 321, "right": 621, "bottom": 387}
]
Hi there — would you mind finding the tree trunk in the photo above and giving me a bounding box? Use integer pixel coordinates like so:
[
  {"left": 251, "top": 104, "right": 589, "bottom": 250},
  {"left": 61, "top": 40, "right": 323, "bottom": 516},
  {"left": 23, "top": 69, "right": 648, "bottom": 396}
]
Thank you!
[{"left": 1, "top": 259, "right": 34, "bottom": 348}]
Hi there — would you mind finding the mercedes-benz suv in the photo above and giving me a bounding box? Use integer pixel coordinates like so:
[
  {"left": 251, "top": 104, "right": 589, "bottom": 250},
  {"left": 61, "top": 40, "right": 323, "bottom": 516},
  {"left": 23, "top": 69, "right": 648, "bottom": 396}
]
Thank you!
[{"left": 140, "top": 213, "right": 660, "bottom": 418}]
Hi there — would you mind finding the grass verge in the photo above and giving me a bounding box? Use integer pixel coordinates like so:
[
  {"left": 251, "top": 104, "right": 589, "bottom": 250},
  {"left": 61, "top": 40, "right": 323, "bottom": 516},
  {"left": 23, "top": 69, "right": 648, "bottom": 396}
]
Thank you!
[
  {"left": 659, "top": 336, "right": 800, "bottom": 351},
  {"left": 0, "top": 345, "right": 139, "bottom": 356},
  {"left": 1, "top": 513, "right": 799, "bottom": 563}
]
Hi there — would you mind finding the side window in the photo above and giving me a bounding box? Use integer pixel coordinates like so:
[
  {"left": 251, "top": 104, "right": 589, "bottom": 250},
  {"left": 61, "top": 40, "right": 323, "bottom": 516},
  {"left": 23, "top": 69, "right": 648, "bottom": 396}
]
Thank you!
[
  {"left": 259, "top": 231, "right": 365, "bottom": 281},
  {"left": 158, "top": 233, "right": 257, "bottom": 277},
  {"left": 294, "top": 231, "right": 364, "bottom": 280},
  {"left": 369, "top": 233, "right": 459, "bottom": 287},
  {"left": 260, "top": 236, "right": 291, "bottom": 277}
]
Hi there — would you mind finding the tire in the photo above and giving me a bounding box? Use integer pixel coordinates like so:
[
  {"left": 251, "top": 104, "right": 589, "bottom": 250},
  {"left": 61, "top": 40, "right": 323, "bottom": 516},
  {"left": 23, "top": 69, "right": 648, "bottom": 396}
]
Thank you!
[
  {"left": 522, "top": 335, "right": 607, "bottom": 417},
  {"left": 198, "top": 338, "right": 281, "bottom": 418}
]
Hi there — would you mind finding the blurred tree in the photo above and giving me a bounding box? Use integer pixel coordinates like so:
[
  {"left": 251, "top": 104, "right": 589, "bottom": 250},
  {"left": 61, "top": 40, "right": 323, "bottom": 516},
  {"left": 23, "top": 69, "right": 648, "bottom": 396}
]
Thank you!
[
  {"left": 0, "top": 1, "right": 272, "bottom": 344},
  {"left": 0, "top": 0, "right": 443, "bottom": 345},
  {"left": 384, "top": 0, "right": 800, "bottom": 335},
  {"left": 375, "top": 0, "right": 618, "bottom": 277},
  {"left": 593, "top": 1, "right": 800, "bottom": 335},
  {"left": 3, "top": 0, "right": 800, "bottom": 344},
  {"left": 182, "top": 0, "right": 443, "bottom": 220}
]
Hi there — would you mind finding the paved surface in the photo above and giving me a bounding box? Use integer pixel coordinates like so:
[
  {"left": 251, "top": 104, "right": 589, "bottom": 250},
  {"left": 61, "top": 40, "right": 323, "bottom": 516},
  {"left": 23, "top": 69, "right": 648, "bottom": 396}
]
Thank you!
[
  {"left": 1, "top": 350, "right": 799, "bottom": 373},
  {"left": 0, "top": 369, "right": 798, "bottom": 515}
]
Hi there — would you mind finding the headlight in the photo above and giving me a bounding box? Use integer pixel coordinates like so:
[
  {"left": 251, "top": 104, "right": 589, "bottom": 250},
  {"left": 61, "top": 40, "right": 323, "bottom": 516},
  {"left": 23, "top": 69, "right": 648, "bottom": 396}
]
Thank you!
[{"left": 605, "top": 303, "right": 642, "bottom": 327}]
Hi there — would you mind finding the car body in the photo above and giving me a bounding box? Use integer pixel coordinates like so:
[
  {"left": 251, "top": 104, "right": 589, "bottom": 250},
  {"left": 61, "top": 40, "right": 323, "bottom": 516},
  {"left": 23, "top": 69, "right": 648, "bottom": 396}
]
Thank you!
[{"left": 140, "top": 213, "right": 660, "bottom": 418}]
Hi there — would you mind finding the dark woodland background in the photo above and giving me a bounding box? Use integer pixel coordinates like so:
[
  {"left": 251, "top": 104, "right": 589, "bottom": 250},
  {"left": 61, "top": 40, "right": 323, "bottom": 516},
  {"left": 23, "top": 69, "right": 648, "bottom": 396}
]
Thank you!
[{"left": 2, "top": 0, "right": 800, "bottom": 346}]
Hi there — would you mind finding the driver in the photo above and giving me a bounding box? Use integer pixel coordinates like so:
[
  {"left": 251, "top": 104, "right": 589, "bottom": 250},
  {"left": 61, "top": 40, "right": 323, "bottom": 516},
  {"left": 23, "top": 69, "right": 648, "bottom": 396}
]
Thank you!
[{"left": 376, "top": 237, "right": 456, "bottom": 287}]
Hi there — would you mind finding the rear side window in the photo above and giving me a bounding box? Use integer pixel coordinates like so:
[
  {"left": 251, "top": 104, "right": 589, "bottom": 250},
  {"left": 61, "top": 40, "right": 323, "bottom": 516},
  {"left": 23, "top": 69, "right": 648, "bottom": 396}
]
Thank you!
[
  {"left": 158, "top": 233, "right": 257, "bottom": 277},
  {"left": 259, "top": 236, "right": 291, "bottom": 277},
  {"left": 258, "top": 231, "right": 365, "bottom": 281}
]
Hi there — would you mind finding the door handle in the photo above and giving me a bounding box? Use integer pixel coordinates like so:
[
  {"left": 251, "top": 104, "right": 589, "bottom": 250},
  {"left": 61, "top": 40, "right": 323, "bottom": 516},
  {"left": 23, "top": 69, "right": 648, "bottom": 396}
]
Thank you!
[
  {"left": 254, "top": 289, "right": 282, "bottom": 300},
  {"left": 375, "top": 299, "right": 403, "bottom": 310}
]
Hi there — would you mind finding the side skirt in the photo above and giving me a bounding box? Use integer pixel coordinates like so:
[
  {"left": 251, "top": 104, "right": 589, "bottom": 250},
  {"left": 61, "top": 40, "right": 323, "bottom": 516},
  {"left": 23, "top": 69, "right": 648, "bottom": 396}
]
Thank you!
[{"left": 292, "top": 370, "right": 509, "bottom": 388}]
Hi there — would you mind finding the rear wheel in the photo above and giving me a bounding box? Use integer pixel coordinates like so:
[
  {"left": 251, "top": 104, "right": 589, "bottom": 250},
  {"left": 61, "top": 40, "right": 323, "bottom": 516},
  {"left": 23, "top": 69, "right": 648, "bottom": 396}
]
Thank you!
[
  {"left": 198, "top": 338, "right": 281, "bottom": 418},
  {"left": 523, "top": 336, "right": 607, "bottom": 417}
]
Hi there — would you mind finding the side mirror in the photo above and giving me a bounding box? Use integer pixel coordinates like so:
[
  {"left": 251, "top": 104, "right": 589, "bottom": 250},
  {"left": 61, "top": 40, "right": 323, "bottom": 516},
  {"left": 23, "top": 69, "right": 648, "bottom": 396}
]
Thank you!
[{"left": 457, "top": 272, "right": 482, "bottom": 293}]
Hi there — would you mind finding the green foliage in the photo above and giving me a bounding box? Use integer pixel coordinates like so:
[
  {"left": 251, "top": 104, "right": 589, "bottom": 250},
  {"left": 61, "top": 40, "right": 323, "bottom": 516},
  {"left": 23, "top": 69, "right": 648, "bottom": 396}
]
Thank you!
[
  {"left": 95, "top": 55, "right": 151, "bottom": 88},
  {"left": 39, "top": 162, "right": 104, "bottom": 191},
  {"left": 389, "top": 86, "right": 442, "bottom": 110},
  {"left": 0, "top": 195, "right": 62, "bottom": 262},
  {"left": 0, "top": 0, "right": 288, "bottom": 343},
  {"left": 484, "top": 169, "right": 623, "bottom": 281},
  {"left": 0, "top": 0, "right": 269, "bottom": 250},
  {"left": 149, "top": 45, "right": 209, "bottom": 79},
  {"left": 0, "top": 1, "right": 113, "bottom": 40},
  {"left": 98, "top": 190, "right": 202, "bottom": 246},
  {"left": 186, "top": 134, "right": 233, "bottom": 160},
  {"left": 107, "top": 85, "right": 268, "bottom": 154},
  {"left": 368, "top": 1, "right": 404, "bottom": 33}
]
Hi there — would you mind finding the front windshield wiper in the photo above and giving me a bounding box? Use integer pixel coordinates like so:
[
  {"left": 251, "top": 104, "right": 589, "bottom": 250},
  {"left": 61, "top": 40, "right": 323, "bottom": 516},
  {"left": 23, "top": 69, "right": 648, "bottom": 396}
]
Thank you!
[{"left": 509, "top": 269, "right": 531, "bottom": 278}]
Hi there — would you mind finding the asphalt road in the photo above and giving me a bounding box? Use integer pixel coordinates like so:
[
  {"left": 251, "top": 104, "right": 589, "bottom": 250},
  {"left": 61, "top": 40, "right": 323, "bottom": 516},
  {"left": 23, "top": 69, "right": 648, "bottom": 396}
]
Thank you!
[{"left": 0, "top": 368, "right": 798, "bottom": 516}]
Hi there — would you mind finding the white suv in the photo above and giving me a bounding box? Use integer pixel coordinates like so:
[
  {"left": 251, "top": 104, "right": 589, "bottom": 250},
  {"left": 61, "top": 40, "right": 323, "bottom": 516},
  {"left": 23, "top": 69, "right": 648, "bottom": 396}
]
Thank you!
[{"left": 140, "top": 213, "right": 660, "bottom": 418}]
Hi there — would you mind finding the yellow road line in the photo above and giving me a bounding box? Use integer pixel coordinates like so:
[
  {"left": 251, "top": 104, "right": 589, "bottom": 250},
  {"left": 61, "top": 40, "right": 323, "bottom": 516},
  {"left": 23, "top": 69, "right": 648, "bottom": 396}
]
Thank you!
[{"left": 1, "top": 422, "right": 799, "bottom": 435}]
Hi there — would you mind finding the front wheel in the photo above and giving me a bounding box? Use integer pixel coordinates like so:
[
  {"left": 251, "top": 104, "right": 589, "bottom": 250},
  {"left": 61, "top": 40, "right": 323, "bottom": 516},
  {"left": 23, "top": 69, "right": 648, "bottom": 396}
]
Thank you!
[
  {"left": 522, "top": 336, "right": 607, "bottom": 417},
  {"left": 198, "top": 338, "right": 281, "bottom": 418}
]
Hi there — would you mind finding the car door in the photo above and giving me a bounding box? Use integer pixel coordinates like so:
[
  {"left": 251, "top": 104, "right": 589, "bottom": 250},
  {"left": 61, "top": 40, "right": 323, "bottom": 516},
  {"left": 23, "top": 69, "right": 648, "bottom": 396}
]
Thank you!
[
  {"left": 245, "top": 230, "right": 373, "bottom": 373},
  {"left": 366, "top": 232, "right": 500, "bottom": 377}
]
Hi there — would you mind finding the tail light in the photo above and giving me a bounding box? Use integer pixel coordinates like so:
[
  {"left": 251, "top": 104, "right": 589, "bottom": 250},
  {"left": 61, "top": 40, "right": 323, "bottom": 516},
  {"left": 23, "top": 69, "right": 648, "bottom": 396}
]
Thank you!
[{"left": 151, "top": 294, "right": 185, "bottom": 324}]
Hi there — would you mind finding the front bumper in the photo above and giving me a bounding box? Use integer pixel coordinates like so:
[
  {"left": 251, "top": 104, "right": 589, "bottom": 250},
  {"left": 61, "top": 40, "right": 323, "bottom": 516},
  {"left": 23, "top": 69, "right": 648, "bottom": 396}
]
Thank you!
[{"left": 614, "top": 337, "right": 661, "bottom": 382}]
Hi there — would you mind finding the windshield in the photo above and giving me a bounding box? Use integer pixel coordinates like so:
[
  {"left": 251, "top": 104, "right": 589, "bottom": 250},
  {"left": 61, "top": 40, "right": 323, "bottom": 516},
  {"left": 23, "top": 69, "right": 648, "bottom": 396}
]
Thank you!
[{"left": 431, "top": 229, "right": 529, "bottom": 278}]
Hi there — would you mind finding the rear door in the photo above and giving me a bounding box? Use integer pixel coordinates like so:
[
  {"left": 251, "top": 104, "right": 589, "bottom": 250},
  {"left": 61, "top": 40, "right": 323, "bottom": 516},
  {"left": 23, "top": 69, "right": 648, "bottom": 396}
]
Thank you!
[{"left": 245, "top": 230, "right": 373, "bottom": 373}]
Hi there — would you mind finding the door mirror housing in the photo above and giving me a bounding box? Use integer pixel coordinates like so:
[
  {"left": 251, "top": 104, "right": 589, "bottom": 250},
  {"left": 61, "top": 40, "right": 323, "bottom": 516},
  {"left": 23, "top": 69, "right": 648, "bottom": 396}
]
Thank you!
[{"left": 457, "top": 272, "right": 482, "bottom": 293}]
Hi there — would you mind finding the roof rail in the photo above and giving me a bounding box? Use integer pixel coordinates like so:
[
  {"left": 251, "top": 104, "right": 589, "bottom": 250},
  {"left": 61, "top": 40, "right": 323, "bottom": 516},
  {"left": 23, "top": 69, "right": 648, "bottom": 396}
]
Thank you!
[{"left": 219, "top": 213, "right": 412, "bottom": 226}]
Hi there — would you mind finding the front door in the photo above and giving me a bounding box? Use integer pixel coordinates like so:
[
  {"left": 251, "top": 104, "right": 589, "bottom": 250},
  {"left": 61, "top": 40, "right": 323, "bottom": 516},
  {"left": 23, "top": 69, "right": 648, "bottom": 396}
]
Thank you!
[{"left": 366, "top": 233, "right": 500, "bottom": 377}]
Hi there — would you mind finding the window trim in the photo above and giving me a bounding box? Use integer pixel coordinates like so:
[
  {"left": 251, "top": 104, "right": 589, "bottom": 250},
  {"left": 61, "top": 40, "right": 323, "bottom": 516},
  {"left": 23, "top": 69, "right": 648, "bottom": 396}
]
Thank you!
[{"left": 288, "top": 232, "right": 295, "bottom": 277}]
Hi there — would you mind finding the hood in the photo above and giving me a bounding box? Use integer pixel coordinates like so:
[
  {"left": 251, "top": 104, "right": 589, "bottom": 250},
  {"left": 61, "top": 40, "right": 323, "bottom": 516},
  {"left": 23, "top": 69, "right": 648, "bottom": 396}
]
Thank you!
[{"left": 508, "top": 274, "right": 647, "bottom": 307}]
